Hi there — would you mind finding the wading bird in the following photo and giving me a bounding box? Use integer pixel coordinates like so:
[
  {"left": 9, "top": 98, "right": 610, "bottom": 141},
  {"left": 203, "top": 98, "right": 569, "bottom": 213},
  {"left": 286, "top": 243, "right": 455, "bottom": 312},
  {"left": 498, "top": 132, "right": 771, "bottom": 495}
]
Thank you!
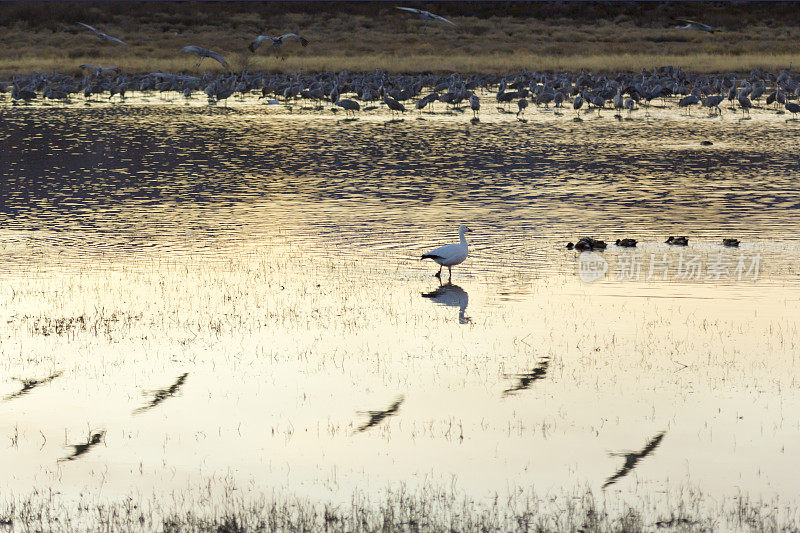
[
  {"left": 77, "top": 22, "right": 128, "bottom": 45},
  {"left": 675, "top": 19, "right": 714, "bottom": 33},
  {"left": 180, "top": 46, "right": 229, "bottom": 69},
  {"left": 421, "top": 225, "right": 471, "bottom": 281},
  {"left": 469, "top": 93, "right": 480, "bottom": 118},
  {"left": 248, "top": 33, "right": 309, "bottom": 52},
  {"left": 396, "top": 6, "right": 456, "bottom": 26},
  {"left": 334, "top": 96, "right": 361, "bottom": 117}
]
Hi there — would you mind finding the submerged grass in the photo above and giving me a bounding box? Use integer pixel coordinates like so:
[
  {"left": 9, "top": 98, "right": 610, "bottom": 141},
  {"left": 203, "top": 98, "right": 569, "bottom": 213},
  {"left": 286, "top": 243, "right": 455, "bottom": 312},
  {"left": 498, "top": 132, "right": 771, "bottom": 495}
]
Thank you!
[{"left": 1, "top": 483, "right": 798, "bottom": 532}]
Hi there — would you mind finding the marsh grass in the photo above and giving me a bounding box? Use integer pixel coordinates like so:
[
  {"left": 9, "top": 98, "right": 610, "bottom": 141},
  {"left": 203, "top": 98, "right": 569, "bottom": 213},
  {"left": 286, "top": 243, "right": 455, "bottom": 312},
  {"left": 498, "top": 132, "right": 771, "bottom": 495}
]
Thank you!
[
  {"left": 2, "top": 2, "right": 800, "bottom": 75},
  {"left": 1, "top": 483, "right": 798, "bottom": 532}
]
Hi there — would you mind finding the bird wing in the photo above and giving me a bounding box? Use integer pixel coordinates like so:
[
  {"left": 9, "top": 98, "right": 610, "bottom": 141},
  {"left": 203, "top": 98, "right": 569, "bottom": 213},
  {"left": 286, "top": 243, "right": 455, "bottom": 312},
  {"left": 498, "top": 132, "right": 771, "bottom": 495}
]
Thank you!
[
  {"left": 77, "top": 22, "right": 99, "bottom": 34},
  {"left": 79, "top": 63, "right": 99, "bottom": 71},
  {"left": 207, "top": 50, "right": 229, "bottom": 68},
  {"left": 106, "top": 35, "right": 128, "bottom": 46},
  {"left": 248, "top": 36, "right": 268, "bottom": 52},
  {"left": 181, "top": 45, "right": 205, "bottom": 55},
  {"left": 396, "top": 7, "right": 421, "bottom": 14},
  {"left": 280, "top": 33, "right": 310, "bottom": 46},
  {"left": 425, "top": 243, "right": 463, "bottom": 262},
  {"left": 431, "top": 13, "right": 456, "bottom": 25}
]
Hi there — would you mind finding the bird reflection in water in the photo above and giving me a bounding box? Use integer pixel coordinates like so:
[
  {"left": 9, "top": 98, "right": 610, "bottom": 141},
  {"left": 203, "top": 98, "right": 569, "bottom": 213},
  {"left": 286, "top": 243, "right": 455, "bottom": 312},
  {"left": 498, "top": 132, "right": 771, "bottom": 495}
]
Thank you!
[
  {"left": 603, "top": 431, "right": 666, "bottom": 488},
  {"left": 133, "top": 372, "right": 189, "bottom": 414},
  {"left": 59, "top": 430, "right": 106, "bottom": 462},
  {"left": 3, "top": 371, "right": 63, "bottom": 402},
  {"left": 421, "top": 282, "right": 471, "bottom": 324},
  {"left": 357, "top": 396, "right": 404, "bottom": 432},
  {"left": 502, "top": 357, "right": 550, "bottom": 397}
]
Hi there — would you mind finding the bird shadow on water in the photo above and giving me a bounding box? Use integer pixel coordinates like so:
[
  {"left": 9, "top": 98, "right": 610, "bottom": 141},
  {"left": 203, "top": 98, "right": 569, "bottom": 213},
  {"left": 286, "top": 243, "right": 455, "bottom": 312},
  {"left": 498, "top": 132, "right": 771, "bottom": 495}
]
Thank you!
[
  {"left": 59, "top": 430, "right": 106, "bottom": 462},
  {"left": 2, "top": 371, "right": 63, "bottom": 402},
  {"left": 502, "top": 356, "right": 550, "bottom": 397},
  {"left": 421, "top": 282, "right": 471, "bottom": 324},
  {"left": 603, "top": 431, "right": 666, "bottom": 489},
  {"left": 132, "top": 373, "right": 189, "bottom": 415}
]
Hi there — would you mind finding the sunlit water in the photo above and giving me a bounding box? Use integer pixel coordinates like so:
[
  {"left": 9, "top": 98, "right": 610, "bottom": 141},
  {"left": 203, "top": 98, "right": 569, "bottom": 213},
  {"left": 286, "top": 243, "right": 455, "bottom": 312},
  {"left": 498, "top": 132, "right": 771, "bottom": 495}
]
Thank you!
[{"left": 1, "top": 94, "right": 799, "bottom": 520}]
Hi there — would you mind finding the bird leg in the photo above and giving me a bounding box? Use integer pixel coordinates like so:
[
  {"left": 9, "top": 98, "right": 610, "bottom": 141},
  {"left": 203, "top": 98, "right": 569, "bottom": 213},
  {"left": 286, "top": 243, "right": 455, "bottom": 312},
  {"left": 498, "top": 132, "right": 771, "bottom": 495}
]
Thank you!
[
  {"left": 448, "top": 266, "right": 452, "bottom": 281},
  {"left": 434, "top": 266, "right": 442, "bottom": 279}
]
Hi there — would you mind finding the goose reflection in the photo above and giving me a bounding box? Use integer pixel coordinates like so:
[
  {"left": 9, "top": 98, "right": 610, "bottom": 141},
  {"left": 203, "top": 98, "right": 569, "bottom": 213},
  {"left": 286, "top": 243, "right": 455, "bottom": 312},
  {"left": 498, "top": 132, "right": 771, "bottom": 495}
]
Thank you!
[
  {"left": 59, "top": 430, "right": 105, "bottom": 462},
  {"left": 421, "top": 282, "right": 471, "bottom": 324},
  {"left": 133, "top": 372, "right": 188, "bottom": 414},
  {"left": 357, "top": 396, "right": 404, "bottom": 432},
  {"left": 502, "top": 357, "right": 550, "bottom": 397},
  {"left": 3, "top": 371, "right": 62, "bottom": 402},
  {"left": 603, "top": 431, "right": 666, "bottom": 488}
]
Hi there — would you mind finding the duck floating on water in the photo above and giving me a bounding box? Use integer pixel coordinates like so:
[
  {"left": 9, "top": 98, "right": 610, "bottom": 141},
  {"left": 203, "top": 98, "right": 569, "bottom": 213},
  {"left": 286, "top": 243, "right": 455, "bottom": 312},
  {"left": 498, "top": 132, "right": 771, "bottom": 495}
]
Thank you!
[
  {"left": 568, "top": 237, "right": 607, "bottom": 251},
  {"left": 665, "top": 236, "right": 689, "bottom": 246},
  {"left": 615, "top": 238, "right": 637, "bottom": 247},
  {"left": 722, "top": 238, "right": 740, "bottom": 247}
]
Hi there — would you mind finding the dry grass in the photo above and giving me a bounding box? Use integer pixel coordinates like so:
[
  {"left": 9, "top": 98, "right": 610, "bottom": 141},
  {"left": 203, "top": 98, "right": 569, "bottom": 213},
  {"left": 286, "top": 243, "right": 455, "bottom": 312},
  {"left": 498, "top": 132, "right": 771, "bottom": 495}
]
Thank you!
[
  {"left": 4, "top": 53, "right": 800, "bottom": 78},
  {"left": 1, "top": 2, "right": 800, "bottom": 76}
]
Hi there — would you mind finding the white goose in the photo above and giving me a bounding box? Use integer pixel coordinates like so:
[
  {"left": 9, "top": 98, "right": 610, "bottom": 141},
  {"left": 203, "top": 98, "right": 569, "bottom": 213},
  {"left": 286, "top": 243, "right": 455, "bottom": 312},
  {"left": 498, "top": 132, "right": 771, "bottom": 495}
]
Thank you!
[{"left": 421, "top": 225, "right": 471, "bottom": 280}]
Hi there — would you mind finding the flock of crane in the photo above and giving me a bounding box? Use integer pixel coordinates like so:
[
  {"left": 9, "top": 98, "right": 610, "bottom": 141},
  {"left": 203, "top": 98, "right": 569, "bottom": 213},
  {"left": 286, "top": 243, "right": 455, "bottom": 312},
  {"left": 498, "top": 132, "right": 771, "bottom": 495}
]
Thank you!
[
  {"left": 4, "top": 12, "right": 800, "bottom": 121},
  {"left": 6, "top": 64, "right": 800, "bottom": 122}
]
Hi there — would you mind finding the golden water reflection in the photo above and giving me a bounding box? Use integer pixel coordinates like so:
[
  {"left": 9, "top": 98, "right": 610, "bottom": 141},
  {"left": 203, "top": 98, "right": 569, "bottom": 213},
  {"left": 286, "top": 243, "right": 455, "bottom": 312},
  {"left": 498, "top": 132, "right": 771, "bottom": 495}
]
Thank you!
[{"left": 0, "top": 100, "right": 798, "bottom": 514}]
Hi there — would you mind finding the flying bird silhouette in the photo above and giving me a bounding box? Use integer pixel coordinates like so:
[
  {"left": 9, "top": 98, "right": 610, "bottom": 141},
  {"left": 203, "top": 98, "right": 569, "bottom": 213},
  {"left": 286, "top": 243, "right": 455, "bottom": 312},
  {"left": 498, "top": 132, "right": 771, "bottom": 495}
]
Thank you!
[
  {"left": 79, "top": 64, "right": 120, "bottom": 75},
  {"left": 396, "top": 7, "right": 456, "bottom": 26},
  {"left": 249, "top": 33, "right": 309, "bottom": 52},
  {"left": 77, "top": 22, "right": 128, "bottom": 45},
  {"left": 675, "top": 19, "right": 714, "bottom": 32},
  {"left": 180, "top": 46, "right": 229, "bottom": 69}
]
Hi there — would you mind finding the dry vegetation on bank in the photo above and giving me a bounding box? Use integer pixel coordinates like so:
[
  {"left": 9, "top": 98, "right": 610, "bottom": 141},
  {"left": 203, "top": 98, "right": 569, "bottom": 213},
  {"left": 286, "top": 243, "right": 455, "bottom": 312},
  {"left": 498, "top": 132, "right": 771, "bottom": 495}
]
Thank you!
[{"left": 1, "top": 2, "right": 799, "bottom": 76}]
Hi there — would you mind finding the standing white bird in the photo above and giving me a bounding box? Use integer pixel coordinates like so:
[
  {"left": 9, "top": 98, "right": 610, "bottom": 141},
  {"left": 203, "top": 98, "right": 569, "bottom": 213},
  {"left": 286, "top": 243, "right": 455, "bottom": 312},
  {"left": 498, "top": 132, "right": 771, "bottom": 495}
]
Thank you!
[
  {"left": 396, "top": 7, "right": 456, "bottom": 26},
  {"left": 421, "top": 225, "right": 471, "bottom": 280},
  {"left": 249, "top": 33, "right": 309, "bottom": 52},
  {"left": 77, "top": 22, "right": 128, "bottom": 45},
  {"left": 675, "top": 19, "right": 714, "bottom": 33},
  {"left": 180, "top": 46, "right": 229, "bottom": 69}
]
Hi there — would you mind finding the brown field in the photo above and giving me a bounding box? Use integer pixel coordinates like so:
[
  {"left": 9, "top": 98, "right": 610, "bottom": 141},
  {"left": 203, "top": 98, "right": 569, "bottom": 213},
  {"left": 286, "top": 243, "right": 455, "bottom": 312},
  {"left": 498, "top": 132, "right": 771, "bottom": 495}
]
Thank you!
[{"left": 1, "top": 2, "right": 799, "bottom": 76}]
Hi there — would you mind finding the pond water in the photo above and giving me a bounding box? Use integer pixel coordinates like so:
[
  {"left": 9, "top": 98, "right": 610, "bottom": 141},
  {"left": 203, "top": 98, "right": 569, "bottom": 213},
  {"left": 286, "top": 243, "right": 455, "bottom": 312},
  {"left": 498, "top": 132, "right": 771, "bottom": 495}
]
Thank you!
[{"left": 1, "top": 95, "right": 799, "bottom": 521}]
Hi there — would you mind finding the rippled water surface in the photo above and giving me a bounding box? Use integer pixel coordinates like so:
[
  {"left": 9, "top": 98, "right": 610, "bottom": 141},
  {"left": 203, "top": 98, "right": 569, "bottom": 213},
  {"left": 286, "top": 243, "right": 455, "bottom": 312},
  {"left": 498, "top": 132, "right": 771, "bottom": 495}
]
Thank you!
[{"left": 1, "top": 96, "right": 799, "bottom": 519}]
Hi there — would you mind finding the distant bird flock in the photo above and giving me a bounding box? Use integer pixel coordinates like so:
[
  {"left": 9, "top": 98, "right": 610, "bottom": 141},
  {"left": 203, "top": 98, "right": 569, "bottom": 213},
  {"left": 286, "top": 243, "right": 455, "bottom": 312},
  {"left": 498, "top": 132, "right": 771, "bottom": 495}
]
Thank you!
[
  {"left": 6, "top": 64, "right": 800, "bottom": 123},
  {"left": 3, "top": 14, "right": 800, "bottom": 124}
]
